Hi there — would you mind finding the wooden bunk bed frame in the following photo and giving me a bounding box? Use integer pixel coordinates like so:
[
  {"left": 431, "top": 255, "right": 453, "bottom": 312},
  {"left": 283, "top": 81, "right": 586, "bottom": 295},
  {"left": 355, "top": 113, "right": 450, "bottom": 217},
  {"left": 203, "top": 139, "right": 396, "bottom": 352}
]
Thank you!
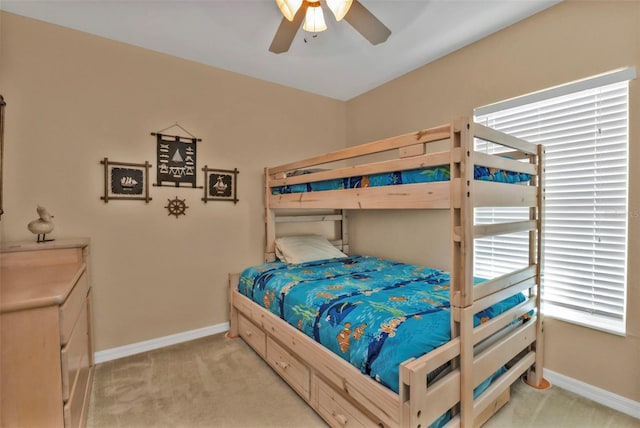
[{"left": 229, "top": 117, "right": 545, "bottom": 428}]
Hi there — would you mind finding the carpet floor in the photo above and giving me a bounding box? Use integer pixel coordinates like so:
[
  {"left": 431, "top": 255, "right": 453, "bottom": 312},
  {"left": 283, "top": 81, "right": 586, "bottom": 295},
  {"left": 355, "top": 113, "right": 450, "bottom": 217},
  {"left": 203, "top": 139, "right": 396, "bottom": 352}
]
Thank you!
[{"left": 87, "top": 334, "right": 639, "bottom": 428}]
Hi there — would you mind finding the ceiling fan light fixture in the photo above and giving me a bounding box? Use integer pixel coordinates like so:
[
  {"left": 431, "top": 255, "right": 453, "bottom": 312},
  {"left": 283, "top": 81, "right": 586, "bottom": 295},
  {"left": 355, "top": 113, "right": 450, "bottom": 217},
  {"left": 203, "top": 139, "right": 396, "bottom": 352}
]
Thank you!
[
  {"left": 303, "top": 3, "right": 327, "bottom": 33},
  {"left": 326, "top": 0, "right": 353, "bottom": 21},
  {"left": 276, "top": 0, "right": 303, "bottom": 21}
]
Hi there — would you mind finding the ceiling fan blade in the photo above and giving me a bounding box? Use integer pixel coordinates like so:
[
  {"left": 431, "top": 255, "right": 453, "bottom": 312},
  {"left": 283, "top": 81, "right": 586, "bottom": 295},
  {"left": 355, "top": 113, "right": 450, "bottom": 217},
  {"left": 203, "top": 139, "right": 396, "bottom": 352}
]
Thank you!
[
  {"left": 269, "top": 3, "right": 308, "bottom": 54},
  {"left": 344, "top": 0, "right": 391, "bottom": 45}
]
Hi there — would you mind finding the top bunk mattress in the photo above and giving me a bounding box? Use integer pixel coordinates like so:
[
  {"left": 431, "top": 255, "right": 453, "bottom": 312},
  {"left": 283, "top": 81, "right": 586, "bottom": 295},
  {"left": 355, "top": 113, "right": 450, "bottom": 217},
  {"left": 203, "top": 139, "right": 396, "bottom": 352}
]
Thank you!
[
  {"left": 239, "top": 255, "right": 525, "bottom": 393},
  {"left": 272, "top": 165, "right": 530, "bottom": 194}
]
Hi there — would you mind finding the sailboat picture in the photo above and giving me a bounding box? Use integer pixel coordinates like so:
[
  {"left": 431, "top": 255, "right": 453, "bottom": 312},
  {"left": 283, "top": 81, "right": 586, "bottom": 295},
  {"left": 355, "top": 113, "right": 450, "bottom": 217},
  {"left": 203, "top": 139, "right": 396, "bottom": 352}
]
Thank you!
[
  {"left": 111, "top": 167, "right": 143, "bottom": 194},
  {"left": 154, "top": 134, "right": 198, "bottom": 188},
  {"left": 211, "top": 174, "right": 231, "bottom": 197},
  {"left": 202, "top": 166, "right": 239, "bottom": 204}
]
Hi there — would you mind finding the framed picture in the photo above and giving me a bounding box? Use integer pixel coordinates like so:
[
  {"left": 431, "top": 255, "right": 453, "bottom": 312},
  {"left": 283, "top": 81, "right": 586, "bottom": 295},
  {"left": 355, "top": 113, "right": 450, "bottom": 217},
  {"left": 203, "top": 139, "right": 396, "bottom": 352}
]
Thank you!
[
  {"left": 100, "top": 158, "right": 152, "bottom": 203},
  {"left": 202, "top": 166, "right": 238, "bottom": 203}
]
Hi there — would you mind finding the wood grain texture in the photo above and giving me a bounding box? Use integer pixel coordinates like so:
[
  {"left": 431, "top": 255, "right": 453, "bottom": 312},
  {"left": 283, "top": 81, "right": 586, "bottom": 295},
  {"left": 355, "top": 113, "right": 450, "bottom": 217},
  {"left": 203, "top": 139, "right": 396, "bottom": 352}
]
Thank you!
[
  {"left": 1, "top": 240, "right": 93, "bottom": 428},
  {"left": 1, "top": 306, "right": 65, "bottom": 427},
  {"left": 244, "top": 118, "right": 545, "bottom": 427},
  {"left": 267, "top": 124, "right": 451, "bottom": 176}
]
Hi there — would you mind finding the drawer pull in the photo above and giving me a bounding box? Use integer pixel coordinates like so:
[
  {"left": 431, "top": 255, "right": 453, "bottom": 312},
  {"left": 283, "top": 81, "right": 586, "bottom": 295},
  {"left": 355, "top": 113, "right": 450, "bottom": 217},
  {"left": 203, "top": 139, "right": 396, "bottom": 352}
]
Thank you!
[
  {"left": 332, "top": 411, "right": 348, "bottom": 425},
  {"left": 245, "top": 330, "right": 252, "bottom": 337},
  {"left": 276, "top": 360, "right": 290, "bottom": 370}
]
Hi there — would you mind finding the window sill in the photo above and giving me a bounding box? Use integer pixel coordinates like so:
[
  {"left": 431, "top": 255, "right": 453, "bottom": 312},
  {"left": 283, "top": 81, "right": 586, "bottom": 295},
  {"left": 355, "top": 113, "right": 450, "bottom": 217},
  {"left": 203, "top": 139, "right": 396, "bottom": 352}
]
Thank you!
[{"left": 542, "top": 305, "right": 626, "bottom": 337}]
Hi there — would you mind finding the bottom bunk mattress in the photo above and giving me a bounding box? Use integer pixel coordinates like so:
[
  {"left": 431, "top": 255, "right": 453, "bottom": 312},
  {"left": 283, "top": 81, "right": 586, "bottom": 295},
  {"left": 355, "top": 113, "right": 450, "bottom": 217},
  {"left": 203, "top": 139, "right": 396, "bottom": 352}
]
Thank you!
[{"left": 239, "top": 255, "right": 524, "bottom": 394}]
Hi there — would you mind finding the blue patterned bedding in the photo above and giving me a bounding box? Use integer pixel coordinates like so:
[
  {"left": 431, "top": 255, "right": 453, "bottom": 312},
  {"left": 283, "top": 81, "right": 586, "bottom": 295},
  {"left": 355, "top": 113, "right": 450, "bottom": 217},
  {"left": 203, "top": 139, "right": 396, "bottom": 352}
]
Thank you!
[
  {"left": 239, "top": 255, "right": 525, "bottom": 393},
  {"left": 272, "top": 165, "right": 529, "bottom": 194}
]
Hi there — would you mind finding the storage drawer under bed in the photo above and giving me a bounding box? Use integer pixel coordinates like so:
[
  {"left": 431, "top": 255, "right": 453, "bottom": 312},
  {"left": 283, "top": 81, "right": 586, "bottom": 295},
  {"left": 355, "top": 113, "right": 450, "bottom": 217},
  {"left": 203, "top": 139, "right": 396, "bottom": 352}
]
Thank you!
[
  {"left": 266, "top": 337, "right": 310, "bottom": 401},
  {"left": 238, "top": 313, "right": 266, "bottom": 357},
  {"left": 317, "top": 378, "right": 384, "bottom": 428}
]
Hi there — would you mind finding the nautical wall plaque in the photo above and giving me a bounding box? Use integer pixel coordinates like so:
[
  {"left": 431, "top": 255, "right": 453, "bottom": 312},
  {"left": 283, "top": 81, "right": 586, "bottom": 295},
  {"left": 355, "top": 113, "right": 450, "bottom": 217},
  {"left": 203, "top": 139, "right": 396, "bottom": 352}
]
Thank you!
[
  {"left": 155, "top": 135, "right": 196, "bottom": 187},
  {"left": 151, "top": 125, "right": 203, "bottom": 189},
  {"left": 165, "top": 196, "right": 188, "bottom": 218},
  {"left": 100, "top": 158, "right": 152, "bottom": 203},
  {"left": 202, "top": 166, "right": 239, "bottom": 204}
]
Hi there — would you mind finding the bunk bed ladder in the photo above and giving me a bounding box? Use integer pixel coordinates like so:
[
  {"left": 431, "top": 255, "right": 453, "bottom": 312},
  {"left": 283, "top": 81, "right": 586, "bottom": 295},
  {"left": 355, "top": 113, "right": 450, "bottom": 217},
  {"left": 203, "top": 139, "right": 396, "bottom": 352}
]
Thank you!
[
  {"left": 451, "top": 119, "right": 546, "bottom": 426},
  {"left": 451, "top": 118, "right": 477, "bottom": 427},
  {"left": 525, "top": 144, "right": 546, "bottom": 387}
]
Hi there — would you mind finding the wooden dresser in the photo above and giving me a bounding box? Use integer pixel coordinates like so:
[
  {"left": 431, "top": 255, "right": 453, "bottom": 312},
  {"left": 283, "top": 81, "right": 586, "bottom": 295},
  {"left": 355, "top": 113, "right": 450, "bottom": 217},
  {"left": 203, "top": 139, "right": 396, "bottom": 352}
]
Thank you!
[{"left": 1, "top": 238, "right": 93, "bottom": 428}]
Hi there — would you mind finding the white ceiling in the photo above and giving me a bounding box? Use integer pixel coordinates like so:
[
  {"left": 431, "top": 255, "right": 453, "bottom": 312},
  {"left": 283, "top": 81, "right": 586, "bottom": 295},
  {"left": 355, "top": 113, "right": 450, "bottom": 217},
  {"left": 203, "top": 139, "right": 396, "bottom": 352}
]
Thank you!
[{"left": 1, "top": 0, "right": 560, "bottom": 101}]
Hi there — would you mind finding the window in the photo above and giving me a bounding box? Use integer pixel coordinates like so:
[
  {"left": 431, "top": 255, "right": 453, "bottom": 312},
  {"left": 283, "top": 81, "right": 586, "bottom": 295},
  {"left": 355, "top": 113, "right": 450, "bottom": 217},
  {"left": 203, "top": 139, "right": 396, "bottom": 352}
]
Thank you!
[{"left": 474, "top": 68, "right": 635, "bottom": 335}]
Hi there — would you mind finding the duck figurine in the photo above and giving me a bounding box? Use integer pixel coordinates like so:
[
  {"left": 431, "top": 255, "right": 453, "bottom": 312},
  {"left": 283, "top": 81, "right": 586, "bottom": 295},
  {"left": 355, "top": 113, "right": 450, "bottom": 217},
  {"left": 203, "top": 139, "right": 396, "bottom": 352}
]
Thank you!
[{"left": 27, "top": 205, "right": 55, "bottom": 243}]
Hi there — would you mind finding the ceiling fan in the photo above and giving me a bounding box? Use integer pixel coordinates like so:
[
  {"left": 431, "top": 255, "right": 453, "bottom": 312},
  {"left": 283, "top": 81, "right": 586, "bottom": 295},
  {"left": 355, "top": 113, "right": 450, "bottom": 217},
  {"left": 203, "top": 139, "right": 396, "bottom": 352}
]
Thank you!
[{"left": 270, "top": 0, "right": 391, "bottom": 54}]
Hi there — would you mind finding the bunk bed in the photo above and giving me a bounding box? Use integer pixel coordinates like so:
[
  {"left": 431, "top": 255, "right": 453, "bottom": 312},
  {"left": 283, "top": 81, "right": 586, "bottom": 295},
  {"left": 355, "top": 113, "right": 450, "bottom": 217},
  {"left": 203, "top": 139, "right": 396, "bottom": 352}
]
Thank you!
[{"left": 228, "top": 117, "right": 545, "bottom": 428}]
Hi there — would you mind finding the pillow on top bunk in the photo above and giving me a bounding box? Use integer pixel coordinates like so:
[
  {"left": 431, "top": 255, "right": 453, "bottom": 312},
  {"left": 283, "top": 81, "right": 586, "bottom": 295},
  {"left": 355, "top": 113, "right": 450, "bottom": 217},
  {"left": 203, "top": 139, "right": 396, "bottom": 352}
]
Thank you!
[{"left": 275, "top": 235, "right": 347, "bottom": 264}]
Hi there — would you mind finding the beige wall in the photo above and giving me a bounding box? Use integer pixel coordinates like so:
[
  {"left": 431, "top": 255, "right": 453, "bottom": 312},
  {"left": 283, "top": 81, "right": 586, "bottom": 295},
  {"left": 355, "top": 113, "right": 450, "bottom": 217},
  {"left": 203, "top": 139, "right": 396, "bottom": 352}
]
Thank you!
[
  {"left": 0, "top": 12, "right": 346, "bottom": 351},
  {"left": 346, "top": 1, "right": 640, "bottom": 402}
]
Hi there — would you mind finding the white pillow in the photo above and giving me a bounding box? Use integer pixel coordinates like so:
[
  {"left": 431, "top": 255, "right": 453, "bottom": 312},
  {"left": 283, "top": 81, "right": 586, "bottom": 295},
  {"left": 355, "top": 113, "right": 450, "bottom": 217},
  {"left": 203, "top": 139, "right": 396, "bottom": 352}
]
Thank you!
[{"left": 275, "top": 235, "right": 347, "bottom": 264}]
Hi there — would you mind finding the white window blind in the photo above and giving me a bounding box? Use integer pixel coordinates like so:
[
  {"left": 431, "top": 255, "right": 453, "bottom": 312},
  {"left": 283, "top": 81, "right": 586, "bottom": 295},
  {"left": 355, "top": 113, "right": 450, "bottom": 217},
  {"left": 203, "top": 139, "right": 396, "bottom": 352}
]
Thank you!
[{"left": 474, "top": 69, "right": 632, "bottom": 335}]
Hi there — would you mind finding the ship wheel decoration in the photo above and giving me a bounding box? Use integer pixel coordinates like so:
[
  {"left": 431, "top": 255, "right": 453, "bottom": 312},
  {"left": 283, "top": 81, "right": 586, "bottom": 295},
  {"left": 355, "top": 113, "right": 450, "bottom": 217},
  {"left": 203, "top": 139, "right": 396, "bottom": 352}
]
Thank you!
[{"left": 165, "top": 196, "right": 188, "bottom": 218}]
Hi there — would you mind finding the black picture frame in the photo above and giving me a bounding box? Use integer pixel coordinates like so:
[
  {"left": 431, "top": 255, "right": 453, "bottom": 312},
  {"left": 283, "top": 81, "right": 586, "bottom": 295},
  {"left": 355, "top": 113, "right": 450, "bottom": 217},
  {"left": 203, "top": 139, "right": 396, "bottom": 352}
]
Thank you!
[
  {"left": 202, "top": 166, "right": 238, "bottom": 204},
  {"left": 100, "top": 158, "right": 152, "bottom": 203}
]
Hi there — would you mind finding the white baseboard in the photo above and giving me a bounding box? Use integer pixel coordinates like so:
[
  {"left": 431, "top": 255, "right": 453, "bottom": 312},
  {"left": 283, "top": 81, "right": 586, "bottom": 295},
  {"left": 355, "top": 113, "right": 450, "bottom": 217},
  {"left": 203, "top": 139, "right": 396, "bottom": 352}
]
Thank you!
[
  {"left": 544, "top": 369, "right": 640, "bottom": 420},
  {"left": 94, "top": 322, "right": 229, "bottom": 364}
]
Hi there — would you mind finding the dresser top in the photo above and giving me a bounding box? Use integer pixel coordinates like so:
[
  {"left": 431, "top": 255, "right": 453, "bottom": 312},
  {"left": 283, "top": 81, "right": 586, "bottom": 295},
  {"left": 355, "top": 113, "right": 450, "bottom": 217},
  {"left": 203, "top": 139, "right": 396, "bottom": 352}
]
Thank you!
[
  {"left": 0, "top": 238, "right": 90, "bottom": 253},
  {"left": 1, "top": 239, "right": 89, "bottom": 313}
]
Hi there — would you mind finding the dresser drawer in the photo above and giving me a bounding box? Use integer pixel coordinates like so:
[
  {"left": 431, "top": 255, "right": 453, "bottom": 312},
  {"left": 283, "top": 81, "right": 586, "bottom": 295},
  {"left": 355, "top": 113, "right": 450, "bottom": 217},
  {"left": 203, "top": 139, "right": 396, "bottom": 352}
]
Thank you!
[
  {"left": 61, "top": 301, "right": 89, "bottom": 402},
  {"left": 266, "top": 337, "right": 310, "bottom": 401},
  {"left": 238, "top": 313, "right": 266, "bottom": 357},
  {"left": 63, "top": 359, "right": 91, "bottom": 428},
  {"left": 59, "top": 271, "right": 88, "bottom": 345},
  {"left": 318, "top": 378, "right": 381, "bottom": 428}
]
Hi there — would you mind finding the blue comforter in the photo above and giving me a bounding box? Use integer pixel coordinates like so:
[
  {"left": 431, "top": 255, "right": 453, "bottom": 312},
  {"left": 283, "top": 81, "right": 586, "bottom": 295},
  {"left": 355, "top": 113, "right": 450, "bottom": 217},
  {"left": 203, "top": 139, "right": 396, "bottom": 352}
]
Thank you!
[
  {"left": 239, "top": 255, "right": 524, "bottom": 393},
  {"left": 272, "top": 165, "right": 530, "bottom": 194}
]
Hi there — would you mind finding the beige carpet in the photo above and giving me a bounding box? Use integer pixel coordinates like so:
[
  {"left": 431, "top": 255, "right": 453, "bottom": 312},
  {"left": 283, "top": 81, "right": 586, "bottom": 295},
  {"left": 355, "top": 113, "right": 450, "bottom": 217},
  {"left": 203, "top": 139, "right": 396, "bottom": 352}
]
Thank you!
[{"left": 87, "top": 334, "right": 639, "bottom": 428}]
